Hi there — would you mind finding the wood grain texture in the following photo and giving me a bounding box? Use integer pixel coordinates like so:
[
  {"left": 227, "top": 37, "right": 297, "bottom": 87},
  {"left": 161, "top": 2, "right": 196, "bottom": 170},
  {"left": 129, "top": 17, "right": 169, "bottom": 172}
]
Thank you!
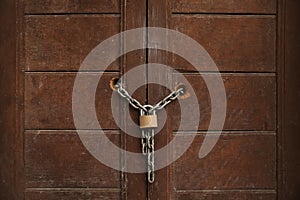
[
  {"left": 172, "top": 0, "right": 276, "bottom": 14},
  {"left": 25, "top": 73, "right": 119, "bottom": 130},
  {"left": 25, "top": 130, "right": 120, "bottom": 188},
  {"left": 172, "top": 74, "right": 276, "bottom": 131},
  {"left": 122, "top": 0, "right": 148, "bottom": 199},
  {"left": 25, "top": 15, "right": 120, "bottom": 71},
  {"left": 171, "top": 15, "right": 276, "bottom": 72},
  {"left": 173, "top": 133, "right": 276, "bottom": 190},
  {"left": 279, "top": 0, "right": 300, "bottom": 199},
  {"left": 0, "top": 0, "right": 20, "bottom": 199},
  {"left": 24, "top": 0, "right": 120, "bottom": 14},
  {"left": 147, "top": 0, "right": 173, "bottom": 199},
  {"left": 175, "top": 190, "right": 276, "bottom": 200},
  {"left": 25, "top": 190, "right": 120, "bottom": 200}
]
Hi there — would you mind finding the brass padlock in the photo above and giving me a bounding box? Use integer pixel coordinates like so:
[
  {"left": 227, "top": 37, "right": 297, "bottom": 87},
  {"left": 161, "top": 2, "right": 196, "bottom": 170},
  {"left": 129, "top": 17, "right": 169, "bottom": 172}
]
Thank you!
[{"left": 139, "top": 114, "right": 158, "bottom": 129}]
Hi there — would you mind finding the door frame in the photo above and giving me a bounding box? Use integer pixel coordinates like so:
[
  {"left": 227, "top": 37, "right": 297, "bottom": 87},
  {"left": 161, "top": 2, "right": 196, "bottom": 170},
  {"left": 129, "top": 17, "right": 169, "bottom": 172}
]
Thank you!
[{"left": 277, "top": 0, "right": 300, "bottom": 199}]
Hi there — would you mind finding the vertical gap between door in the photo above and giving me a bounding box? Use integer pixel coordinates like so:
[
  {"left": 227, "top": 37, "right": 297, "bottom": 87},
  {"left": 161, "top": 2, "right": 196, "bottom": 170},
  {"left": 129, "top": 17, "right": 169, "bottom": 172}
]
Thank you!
[{"left": 145, "top": 0, "right": 149, "bottom": 105}]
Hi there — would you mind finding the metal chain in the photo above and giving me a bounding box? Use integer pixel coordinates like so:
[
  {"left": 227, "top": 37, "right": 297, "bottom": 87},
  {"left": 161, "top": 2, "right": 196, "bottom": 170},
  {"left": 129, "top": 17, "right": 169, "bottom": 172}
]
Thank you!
[
  {"left": 149, "top": 87, "right": 184, "bottom": 113},
  {"left": 115, "top": 83, "right": 147, "bottom": 112},
  {"left": 140, "top": 106, "right": 154, "bottom": 158},
  {"left": 141, "top": 129, "right": 148, "bottom": 155},
  {"left": 115, "top": 82, "right": 184, "bottom": 113},
  {"left": 113, "top": 82, "right": 184, "bottom": 184},
  {"left": 140, "top": 106, "right": 155, "bottom": 183},
  {"left": 147, "top": 128, "right": 155, "bottom": 183}
]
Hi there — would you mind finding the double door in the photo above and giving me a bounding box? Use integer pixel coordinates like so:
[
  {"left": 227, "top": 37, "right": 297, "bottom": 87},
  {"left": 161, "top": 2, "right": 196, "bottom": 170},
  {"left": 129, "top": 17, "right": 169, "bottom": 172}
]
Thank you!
[{"left": 2, "top": 0, "right": 300, "bottom": 200}]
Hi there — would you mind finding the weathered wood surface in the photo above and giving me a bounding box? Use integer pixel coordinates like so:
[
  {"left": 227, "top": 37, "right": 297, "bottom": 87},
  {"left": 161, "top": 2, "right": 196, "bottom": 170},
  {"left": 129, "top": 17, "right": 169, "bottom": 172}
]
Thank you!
[
  {"left": 2, "top": 0, "right": 288, "bottom": 199},
  {"left": 25, "top": 189, "right": 120, "bottom": 200},
  {"left": 279, "top": 0, "right": 300, "bottom": 199},
  {"left": 171, "top": 15, "right": 276, "bottom": 72},
  {"left": 172, "top": 0, "right": 276, "bottom": 14},
  {"left": 172, "top": 74, "right": 276, "bottom": 131},
  {"left": 175, "top": 190, "right": 276, "bottom": 200},
  {"left": 173, "top": 133, "right": 276, "bottom": 190},
  {"left": 25, "top": 15, "right": 120, "bottom": 71},
  {"left": 147, "top": 0, "right": 173, "bottom": 199},
  {"left": 25, "top": 73, "right": 119, "bottom": 129},
  {"left": 123, "top": 0, "right": 148, "bottom": 199},
  {"left": 0, "top": 0, "right": 22, "bottom": 199},
  {"left": 25, "top": 0, "right": 120, "bottom": 14},
  {"left": 25, "top": 130, "right": 121, "bottom": 188}
]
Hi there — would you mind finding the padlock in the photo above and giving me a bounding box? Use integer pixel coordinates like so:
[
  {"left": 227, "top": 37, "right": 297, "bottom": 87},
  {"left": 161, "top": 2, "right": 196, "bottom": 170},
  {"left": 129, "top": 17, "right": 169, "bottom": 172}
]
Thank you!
[{"left": 139, "top": 114, "right": 158, "bottom": 129}]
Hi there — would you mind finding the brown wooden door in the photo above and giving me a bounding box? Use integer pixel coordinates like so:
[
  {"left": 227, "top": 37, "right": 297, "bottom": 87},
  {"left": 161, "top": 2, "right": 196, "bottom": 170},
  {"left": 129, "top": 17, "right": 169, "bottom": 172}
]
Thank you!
[
  {"left": 148, "top": 0, "right": 276, "bottom": 199},
  {"left": 1, "top": 0, "right": 300, "bottom": 200},
  {"left": 22, "top": 0, "right": 148, "bottom": 199}
]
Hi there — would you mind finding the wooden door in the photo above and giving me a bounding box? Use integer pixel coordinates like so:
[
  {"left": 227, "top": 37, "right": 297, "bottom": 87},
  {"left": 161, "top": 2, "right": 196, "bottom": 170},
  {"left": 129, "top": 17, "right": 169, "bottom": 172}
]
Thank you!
[
  {"left": 149, "top": 0, "right": 276, "bottom": 199},
  {"left": 22, "top": 0, "right": 148, "bottom": 199},
  {"left": 1, "top": 0, "right": 300, "bottom": 200}
]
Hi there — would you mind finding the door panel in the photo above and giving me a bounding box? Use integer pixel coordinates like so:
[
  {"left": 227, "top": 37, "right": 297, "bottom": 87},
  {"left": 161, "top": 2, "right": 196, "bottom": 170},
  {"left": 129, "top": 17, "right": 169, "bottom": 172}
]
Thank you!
[
  {"left": 172, "top": 74, "right": 276, "bottom": 131},
  {"left": 24, "top": 0, "right": 121, "bottom": 14},
  {"left": 172, "top": 0, "right": 276, "bottom": 14},
  {"left": 25, "top": 15, "right": 120, "bottom": 71},
  {"left": 175, "top": 191, "right": 276, "bottom": 200},
  {"left": 25, "top": 130, "right": 121, "bottom": 188},
  {"left": 162, "top": 0, "right": 278, "bottom": 198},
  {"left": 25, "top": 190, "right": 120, "bottom": 200},
  {"left": 24, "top": 0, "right": 148, "bottom": 199},
  {"left": 173, "top": 133, "right": 276, "bottom": 190},
  {"left": 25, "top": 73, "right": 119, "bottom": 129},
  {"left": 171, "top": 15, "right": 276, "bottom": 72}
]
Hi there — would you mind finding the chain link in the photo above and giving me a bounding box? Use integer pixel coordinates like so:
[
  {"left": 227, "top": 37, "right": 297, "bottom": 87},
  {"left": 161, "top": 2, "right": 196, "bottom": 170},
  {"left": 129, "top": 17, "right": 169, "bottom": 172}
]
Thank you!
[
  {"left": 141, "top": 129, "right": 148, "bottom": 155},
  {"left": 149, "top": 87, "right": 184, "bottom": 113},
  {"left": 147, "top": 129, "right": 155, "bottom": 183},
  {"left": 115, "top": 83, "right": 147, "bottom": 112}
]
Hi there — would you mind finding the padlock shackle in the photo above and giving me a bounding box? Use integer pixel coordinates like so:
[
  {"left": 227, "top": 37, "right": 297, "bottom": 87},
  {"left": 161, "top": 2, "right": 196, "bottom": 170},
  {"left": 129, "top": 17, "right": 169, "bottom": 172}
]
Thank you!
[{"left": 141, "top": 105, "right": 155, "bottom": 115}]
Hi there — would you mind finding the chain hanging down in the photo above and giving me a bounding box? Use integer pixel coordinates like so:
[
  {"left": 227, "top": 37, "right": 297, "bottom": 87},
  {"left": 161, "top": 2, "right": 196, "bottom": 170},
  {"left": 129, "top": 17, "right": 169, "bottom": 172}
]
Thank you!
[
  {"left": 139, "top": 105, "right": 156, "bottom": 183},
  {"left": 113, "top": 80, "right": 184, "bottom": 183}
]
